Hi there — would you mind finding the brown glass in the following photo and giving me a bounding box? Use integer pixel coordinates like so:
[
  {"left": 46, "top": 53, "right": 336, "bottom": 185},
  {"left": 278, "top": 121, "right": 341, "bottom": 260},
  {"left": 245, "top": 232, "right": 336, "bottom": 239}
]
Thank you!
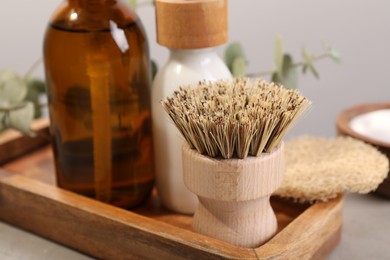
[{"left": 43, "top": 0, "right": 154, "bottom": 208}]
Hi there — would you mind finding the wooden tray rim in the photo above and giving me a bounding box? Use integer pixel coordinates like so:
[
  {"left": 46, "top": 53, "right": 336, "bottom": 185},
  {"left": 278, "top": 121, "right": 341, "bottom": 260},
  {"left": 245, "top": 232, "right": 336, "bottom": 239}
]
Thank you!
[{"left": 0, "top": 120, "right": 343, "bottom": 259}]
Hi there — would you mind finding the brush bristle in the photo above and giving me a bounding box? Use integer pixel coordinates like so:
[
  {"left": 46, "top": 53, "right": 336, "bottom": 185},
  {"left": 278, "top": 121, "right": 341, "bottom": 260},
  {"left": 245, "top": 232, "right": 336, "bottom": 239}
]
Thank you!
[{"left": 161, "top": 78, "right": 311, "bottom": 159}]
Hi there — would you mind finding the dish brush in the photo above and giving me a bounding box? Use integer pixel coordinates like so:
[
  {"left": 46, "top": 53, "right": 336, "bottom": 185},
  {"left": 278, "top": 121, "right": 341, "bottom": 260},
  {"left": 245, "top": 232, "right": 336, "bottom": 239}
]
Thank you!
[{"left": 161, "top": 78, "right": 311, "bottom": 247}]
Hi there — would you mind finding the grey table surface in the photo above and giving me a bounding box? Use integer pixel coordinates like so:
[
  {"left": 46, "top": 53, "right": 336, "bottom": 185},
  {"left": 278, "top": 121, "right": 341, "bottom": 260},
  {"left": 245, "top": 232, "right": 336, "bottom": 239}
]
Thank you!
[{"left": 0, "top": 193, "right": 389, "bottom": 260}]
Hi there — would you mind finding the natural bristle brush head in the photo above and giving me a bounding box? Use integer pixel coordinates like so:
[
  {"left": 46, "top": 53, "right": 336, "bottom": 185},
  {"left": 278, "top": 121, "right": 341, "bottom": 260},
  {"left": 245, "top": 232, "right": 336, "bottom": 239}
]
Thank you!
[{"left": 161, "top": 78, "right": 312, "bottom": 159}]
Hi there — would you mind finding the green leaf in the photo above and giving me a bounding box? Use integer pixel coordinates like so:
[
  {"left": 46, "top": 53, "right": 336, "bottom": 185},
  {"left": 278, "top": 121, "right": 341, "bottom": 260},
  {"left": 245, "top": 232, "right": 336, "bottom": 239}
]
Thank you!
[
  {"left": 7, "top": 102, "right": 35, "bottom": 136},
  {"left": 274, "top": 35, "right": 284, "bottom": 76},
  {"left": 272, "top": 54, "right": 298, "bottom": 89},
  {"left": 282, "top": 54, "right": 298, "bottom": 89},
  {"left": 0, "top": 69, "right": 27, "bottom": 103},
  {"left": 25, "top": 78, "right": 46, "bottom": 94},
  {"left": 328, "top": 48, "right": 342, "bottom": 64},
  {"left": 0, "top": 102, "right": 27, "bottom": 111},
  {"left": 271, "top": 72, "right": 280, "bottom": 84},
  {"left": 125, "top": 0, "right": 137, "bottom": 9},
  {"left": 150, "top": 0, "right": 156, "bottom": 5},
  {"left": 151, "top": 60, "right": 158, "bottom": 81},
  {"left": 231, "top": 57, "right": 247, "bottom": 77},
  {"left": 224, "top": 42, "right": 246, "bottom": 72},
  {"left": 0, "top": 112, "right": 5, "bottom": 131},
  {"left": 302, "top": 64, "right": 308, "bottom": 74},
  {"left": 302, "top": 48, "right": 320, "bottom": 79},
  {"left": 24, "top": 78, "right": 47, "bottom": 118},
  {"left": 0, "top": 99, "right": 10, "bottom": 108}
]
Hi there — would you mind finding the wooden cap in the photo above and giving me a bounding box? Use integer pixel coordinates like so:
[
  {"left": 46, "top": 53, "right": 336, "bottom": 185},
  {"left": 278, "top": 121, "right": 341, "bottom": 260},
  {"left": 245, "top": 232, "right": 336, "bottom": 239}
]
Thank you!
[{"left": 155, "top": 0, "right": 228, "bottom": 49}]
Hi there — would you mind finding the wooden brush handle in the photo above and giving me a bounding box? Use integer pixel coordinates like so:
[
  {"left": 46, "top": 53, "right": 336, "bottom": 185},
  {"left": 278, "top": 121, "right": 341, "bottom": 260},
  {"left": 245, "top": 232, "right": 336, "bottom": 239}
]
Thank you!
[
  {"left": 194, "top": 196, "right": 278, "bottom": 248},
  {"left": 182, "top": 143, "right": 284, "bottom": 247}
]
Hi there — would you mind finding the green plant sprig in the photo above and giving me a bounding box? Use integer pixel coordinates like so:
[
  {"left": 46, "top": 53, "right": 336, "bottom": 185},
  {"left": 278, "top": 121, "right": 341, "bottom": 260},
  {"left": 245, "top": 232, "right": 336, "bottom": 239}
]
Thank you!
[
  {"left": 0, "top": 60, "right": 46, "bottom": 136},
  {"left": 224, "top": 36, "right": 341, "bottom": 89},
  {"left": 246, "top": 53, "right": 330, "bottom": 78}
]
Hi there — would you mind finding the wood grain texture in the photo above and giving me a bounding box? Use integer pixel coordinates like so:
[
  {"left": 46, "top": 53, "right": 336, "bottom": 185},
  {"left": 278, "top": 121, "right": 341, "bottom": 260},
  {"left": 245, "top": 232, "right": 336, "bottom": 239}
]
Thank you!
[
  {"left": 337, "top": 102, "right": 390, "bottom": 197},
  {"left": 182, "top": 143, "right": 285, "bottom": 248},
  {"left": 0, "top": 118, "right": 50, "bottom": 165},
  {"left": 155, "top": 0, "right": 228, "bottom": 49},
  {"left": 0, "top": 170, "right": 256, "bottom": 260},
  {"left": 0, "top": 137, "right": 343, "bottom": 259},
  {"left": 255, "top": 196, "right": 343, "bottom": 260}
]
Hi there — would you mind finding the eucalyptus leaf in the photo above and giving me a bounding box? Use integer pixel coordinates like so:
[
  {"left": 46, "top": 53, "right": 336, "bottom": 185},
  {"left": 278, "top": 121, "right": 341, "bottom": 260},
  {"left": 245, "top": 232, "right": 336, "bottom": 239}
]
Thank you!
[
  {"left": 151, "top": 59, "right": 158, "bottom": 81},
  {"left": 0, "top": 99, "right": 9, "bottom": 110},
  {"left": 272, "top": 54, "right": 298, "bottom": 89},
  {"left": 7, "top": 102, "right": 35, "bottom": 136},
  {"left": 224, "top": 42, "right": 246, "bottom": 72},
  {"left": 232, "top": 57, "right": 247, "bottom": 77},
  {"left": 328, "top": 48, "right": 342, "bottom": 64},
  {"left": 0, "top": 69, "right": 27, "bottom": 103},
  {"left": 282, "top": 54, "right": 298, "bottom": 89},
  {"left": 0, "top": 101, "right": 27, "bottom": 111},
  {"left": 25, "top": 78, "right": 46, "bottom": 93},
  {"left": 271, "top": 72, "right": 280, "bottom": 85},
  {"left": 125, "top": 0, "right": 137, "bottom": 9},
  {"left": 0, "top": 112, "right": 5, "bottom": 131},
  {"left": 302, "top": 64, "right": 308, "bottom": 74},
  {"left": 25, "top": 78, "right": 46, "bottom": 118},
  {"left": 302, "top": 49, "right": 319, "bottom": 79},
  {"left": 274, "top": 35, "right": 284, "bottom": 76}
]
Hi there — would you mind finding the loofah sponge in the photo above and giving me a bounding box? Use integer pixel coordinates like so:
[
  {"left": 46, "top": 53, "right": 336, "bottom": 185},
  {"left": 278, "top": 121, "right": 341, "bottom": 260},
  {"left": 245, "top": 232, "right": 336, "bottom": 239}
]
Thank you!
[{"left": 274, "top": 136, "right": 389, "bottom": 202}]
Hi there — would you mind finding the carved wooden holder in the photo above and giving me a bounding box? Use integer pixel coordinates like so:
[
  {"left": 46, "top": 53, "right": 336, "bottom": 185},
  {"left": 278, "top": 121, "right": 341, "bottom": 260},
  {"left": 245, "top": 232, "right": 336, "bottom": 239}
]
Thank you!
[{"left": 182, "top": 143, "right": 284, "bottom": 248}]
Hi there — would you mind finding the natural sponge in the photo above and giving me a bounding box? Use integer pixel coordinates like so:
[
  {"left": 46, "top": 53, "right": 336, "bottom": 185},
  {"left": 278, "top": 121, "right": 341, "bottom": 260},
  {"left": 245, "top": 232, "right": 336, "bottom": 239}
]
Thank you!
[{"left": 274, "top": 136, "right": 389, "bottom": 202}]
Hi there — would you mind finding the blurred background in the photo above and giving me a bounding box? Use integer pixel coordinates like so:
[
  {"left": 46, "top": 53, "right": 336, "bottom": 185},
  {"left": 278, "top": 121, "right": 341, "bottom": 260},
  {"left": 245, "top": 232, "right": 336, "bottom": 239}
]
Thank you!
[{"left": 0, "top": 0, "right": 389, "bottom": 137}]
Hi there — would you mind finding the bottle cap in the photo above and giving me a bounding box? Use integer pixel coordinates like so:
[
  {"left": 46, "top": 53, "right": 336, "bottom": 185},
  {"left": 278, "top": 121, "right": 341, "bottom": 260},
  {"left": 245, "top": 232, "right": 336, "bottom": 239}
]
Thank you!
[{"left": 155, "top": 0, "right": 228, "bottom": 49}]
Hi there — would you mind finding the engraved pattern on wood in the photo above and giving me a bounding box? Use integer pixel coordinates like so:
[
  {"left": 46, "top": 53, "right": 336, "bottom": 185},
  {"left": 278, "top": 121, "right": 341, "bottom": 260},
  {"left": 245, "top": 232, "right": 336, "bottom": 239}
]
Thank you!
[{"left": 182, "top": 143, "right": 284, "bottom": 248}]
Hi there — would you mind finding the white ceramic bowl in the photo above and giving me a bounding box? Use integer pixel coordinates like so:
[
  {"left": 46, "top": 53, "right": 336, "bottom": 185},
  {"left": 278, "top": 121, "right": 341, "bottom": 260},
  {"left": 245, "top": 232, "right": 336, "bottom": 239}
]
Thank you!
[{"left": 337, "top": 103, "right": 390, "bottom": 198}]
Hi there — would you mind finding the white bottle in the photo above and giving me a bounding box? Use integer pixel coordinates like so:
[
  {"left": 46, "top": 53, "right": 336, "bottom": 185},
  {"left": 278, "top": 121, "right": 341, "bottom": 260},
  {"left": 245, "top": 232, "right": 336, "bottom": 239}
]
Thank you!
[{"left": 153, "top": 0, "right": 232, "bottom": 214}]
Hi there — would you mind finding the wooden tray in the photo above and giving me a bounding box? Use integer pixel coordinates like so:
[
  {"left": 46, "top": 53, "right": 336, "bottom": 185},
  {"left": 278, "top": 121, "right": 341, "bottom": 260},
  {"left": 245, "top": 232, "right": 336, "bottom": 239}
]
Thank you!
[{"left": 0, "top": 120, "right": 343, "bottom": 259}]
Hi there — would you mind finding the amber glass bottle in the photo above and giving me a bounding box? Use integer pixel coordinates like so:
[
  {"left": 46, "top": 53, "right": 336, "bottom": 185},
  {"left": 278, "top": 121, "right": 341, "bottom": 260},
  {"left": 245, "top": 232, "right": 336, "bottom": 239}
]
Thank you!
[{"left": 43, "top": 0, "right": 154, "bottom": 208}]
